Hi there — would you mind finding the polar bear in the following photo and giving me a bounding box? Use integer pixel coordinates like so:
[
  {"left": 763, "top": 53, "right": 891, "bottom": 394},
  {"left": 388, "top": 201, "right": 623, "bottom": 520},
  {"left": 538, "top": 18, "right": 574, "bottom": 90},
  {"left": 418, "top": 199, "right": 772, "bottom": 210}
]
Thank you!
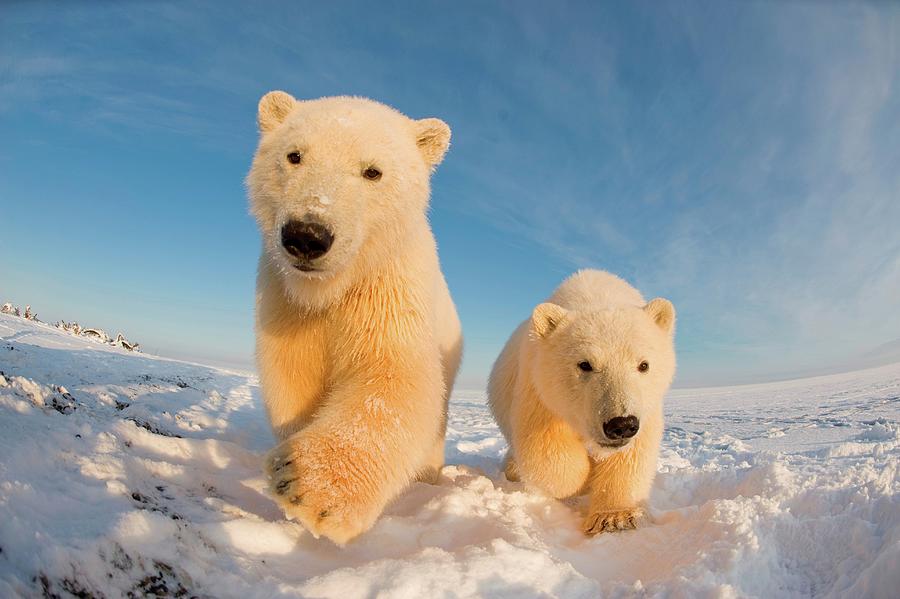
[
  {"left": 246, "top": 91, "right": 462, "bottom": 544},
  {"left": 488, "top": 269, "right": 675, "bottom": 535}
]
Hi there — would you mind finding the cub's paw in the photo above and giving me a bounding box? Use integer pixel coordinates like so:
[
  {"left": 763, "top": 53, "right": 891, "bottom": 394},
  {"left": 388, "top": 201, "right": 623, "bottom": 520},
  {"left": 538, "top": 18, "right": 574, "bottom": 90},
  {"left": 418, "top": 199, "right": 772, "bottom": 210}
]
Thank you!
[
  {"left": 502, "top": 454, "right": 521, "bottom": 482},
  {"left": 265, "top": 434, "right": 379, "bottom": 545},
  {"left": 582, "top": 507, "right": 645, "bottom": 536}
]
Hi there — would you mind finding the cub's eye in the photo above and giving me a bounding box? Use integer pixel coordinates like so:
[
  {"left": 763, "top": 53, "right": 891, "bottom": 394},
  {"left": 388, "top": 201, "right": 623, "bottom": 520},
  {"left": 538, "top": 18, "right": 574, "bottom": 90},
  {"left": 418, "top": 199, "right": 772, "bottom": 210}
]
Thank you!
[
  {"left": 286, "top": 152, "right": 303, "bottom": 164},
  {"left": 638, "top": 361, "right": 650, "bottom": 373},
  {"left": 578, "top": 361, "right": 593, "bottom": 372},
  {"left": 363, "top": 166, "right": 382, "bottom": 181}
]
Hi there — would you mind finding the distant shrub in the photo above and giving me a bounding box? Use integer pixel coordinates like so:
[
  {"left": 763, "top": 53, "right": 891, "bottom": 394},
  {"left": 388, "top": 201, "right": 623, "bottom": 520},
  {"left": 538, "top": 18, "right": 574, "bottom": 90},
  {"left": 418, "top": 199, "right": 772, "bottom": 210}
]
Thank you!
[{"left": 1, "top": 301, "right": 140, "bottom": 352}]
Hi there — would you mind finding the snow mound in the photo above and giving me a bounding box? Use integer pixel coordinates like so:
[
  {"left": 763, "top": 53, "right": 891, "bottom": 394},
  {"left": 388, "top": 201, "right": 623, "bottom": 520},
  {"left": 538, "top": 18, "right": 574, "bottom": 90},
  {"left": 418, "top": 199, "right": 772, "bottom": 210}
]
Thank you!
[{"left": 1, "top": 313, "right": 897, "bottom": 598}]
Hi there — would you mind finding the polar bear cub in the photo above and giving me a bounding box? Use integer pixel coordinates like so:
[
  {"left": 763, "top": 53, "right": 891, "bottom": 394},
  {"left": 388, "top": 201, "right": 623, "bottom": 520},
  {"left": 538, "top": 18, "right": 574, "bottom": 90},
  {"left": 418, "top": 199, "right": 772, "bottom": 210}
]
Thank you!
[
  {"left": 247, "top": 92, "right": 462, "bottom": 544},
  {"left": 488, "top": 269, "right": 675, "bottom": 535}
]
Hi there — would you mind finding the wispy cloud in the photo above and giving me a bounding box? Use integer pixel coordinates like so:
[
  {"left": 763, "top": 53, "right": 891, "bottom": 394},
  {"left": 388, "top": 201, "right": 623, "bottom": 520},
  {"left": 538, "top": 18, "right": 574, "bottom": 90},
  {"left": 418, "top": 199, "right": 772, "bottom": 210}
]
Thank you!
[
  {"left": 439, "top": 1, "right": 900, "bottom": 384},
  {"left": 2, "top": 0, "right": 898, "bottom": 386}
]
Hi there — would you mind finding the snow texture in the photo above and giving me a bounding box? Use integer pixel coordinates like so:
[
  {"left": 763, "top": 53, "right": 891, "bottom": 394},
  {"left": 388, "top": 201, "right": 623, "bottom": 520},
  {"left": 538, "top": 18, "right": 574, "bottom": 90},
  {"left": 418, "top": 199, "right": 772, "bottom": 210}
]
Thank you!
[{"left": 0, "top": 312, "right": 897, "bottom": 598}]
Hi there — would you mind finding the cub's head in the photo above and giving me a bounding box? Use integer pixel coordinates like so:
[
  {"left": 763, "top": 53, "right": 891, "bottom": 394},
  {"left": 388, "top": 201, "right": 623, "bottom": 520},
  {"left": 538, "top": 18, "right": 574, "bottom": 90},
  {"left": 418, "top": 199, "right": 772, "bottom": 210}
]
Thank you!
[
  {"left": 246, "top": 91, "right": 450, "bottom": 305},
  {"left": 529, "top": 298, "right": 676, "bottom": 457}
]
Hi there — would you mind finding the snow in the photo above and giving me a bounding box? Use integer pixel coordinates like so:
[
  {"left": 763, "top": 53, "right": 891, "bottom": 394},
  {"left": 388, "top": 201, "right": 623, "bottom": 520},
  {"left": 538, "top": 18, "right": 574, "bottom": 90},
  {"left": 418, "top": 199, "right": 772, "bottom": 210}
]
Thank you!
[{"left": 0, "top": 312, "right": 897, "bottom": 598}]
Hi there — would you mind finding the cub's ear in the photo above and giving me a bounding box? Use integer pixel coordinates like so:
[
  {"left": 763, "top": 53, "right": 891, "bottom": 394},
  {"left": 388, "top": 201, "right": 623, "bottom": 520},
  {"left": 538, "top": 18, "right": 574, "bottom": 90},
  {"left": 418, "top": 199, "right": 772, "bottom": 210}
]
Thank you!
[
  {"left": 644, "top": 298, "right": 676, "bottom": 335},
  {"left": 531, "top": 303, "right": 569, "bottom": 338},
  {"left": 258, "top": 90, "right": 297, "bottom": 133},
  {"left": 413, "top": 118, "right": 451, "bottom": 167}
]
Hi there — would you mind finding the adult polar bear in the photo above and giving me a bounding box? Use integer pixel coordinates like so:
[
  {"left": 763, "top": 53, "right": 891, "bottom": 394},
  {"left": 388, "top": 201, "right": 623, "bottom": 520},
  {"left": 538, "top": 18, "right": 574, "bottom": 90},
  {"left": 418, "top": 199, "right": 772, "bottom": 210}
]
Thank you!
[{"left": 247, "top": 92, "right": 462, "bottom": 544}]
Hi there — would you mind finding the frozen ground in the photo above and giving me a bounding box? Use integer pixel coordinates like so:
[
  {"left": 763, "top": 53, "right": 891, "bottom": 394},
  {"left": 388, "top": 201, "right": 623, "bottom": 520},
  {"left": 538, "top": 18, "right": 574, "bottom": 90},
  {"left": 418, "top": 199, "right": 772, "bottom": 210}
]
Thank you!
[{"left": 0, "top": 312, "right": 897, "bottom": 598}]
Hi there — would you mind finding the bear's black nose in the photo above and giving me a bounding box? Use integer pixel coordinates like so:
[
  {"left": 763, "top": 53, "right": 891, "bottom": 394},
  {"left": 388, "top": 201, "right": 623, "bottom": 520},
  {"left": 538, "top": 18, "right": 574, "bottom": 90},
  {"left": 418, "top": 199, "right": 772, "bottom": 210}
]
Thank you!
[
  {"left": 281, "top": 220, "right": 334, "bottom": 260},
  {"left": 603, "top": 416, "right": 640, "bottom": 440}
]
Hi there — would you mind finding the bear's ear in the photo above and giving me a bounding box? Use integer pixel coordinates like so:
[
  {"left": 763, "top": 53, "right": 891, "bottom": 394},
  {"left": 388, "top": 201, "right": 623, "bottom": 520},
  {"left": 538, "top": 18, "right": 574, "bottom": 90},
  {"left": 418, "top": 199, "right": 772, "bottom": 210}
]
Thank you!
[
  {"left": 531, "top": 303, "right": 569, "bottom": 338},
  {"left": 258, "top": 90, "right": 297, "bottom": 133},
  {"left": 644, "top": 298, "right": 676, "bottom": 335},
  {"left": 413, "top": 118, "right": 451, "bottom": 167}
]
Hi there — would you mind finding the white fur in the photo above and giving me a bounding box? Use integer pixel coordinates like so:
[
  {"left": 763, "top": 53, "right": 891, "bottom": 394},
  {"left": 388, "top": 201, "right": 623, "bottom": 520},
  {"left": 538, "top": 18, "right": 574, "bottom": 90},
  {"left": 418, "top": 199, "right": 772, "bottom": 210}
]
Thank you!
[
  {"left": 488, "top": 269, "right": 676, "bottom": 535},
  {"left": 247, "top": 92, "right": 462, "bottom": 544}
]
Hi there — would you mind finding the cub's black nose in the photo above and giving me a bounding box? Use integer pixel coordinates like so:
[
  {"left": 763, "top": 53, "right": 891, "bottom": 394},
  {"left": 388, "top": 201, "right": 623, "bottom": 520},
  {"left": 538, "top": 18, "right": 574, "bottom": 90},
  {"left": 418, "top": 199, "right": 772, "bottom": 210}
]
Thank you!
[
  {"left": 603, "top": 416, "right": 640, "bottom": 440},
  {"left": 281, "top": 220, "right": 334, "bottom": 260}
]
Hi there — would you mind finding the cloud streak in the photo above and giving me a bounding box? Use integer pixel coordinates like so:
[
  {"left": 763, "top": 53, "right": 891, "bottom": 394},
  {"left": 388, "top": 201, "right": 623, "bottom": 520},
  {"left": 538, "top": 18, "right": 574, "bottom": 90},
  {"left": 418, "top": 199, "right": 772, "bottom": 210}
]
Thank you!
[
  {"left": 436, "top": 1, "right": 900, "bottom": 384},
  {"left": 2, "top": 0, "right": 898, "bottom": 386}
]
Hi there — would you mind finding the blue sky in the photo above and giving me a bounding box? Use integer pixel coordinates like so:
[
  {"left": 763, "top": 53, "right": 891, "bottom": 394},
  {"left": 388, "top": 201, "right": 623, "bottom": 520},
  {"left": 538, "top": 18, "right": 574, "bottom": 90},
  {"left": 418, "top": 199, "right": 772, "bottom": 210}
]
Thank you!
[{"left": 2, "top": 1, "right": 899, "bottom": 388}]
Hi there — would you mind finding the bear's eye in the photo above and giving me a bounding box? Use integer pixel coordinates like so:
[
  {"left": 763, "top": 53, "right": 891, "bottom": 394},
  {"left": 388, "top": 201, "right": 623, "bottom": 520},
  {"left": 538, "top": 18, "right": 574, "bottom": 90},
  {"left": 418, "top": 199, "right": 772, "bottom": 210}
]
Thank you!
[
  {"left": 363, "top": 166, "right": 382, "bottom": 181},
  {"left": 638, "top": 361, "right": 650, "bottom": 373},
  {"left": 578, "top": 361, "right": 593, "bottom": 372},
  {"left": 286, "top": 152, "right": 303, "bottom": 164}
]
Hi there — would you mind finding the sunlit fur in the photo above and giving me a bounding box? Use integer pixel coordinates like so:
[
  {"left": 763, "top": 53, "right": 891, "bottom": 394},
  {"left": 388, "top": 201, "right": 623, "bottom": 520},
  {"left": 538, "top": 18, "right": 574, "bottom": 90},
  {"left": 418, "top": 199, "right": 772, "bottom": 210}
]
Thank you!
[
  {"left": 488, "top": 269, "right": 675, "bottom": 535},
  {"left": 247, "top": 92, "right": 462, "bottom": 544}
]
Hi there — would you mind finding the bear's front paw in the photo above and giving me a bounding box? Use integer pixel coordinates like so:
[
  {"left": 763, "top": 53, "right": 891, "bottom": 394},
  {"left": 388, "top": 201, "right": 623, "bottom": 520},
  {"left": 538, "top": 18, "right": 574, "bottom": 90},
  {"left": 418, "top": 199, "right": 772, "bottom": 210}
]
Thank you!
[
  {"left": 265, "top": 434, "right": 379, "bottom": 545},
  {"left": 582, "top": 507, "right": 645, "bottom": 536}
]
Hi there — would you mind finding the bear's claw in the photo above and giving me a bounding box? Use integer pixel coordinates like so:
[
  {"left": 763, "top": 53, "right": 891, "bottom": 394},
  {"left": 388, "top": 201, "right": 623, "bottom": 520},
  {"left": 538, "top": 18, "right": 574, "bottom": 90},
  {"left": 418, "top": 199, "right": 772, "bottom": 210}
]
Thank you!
[
  {"left": 264, "top": 434, "right": 377, "bottom": 545},
  {"left": 583, "top": 507, "right": 645, "bottom": 536},
  {"left": 274, "top": 478, "right": 295, "bottom": 495}
]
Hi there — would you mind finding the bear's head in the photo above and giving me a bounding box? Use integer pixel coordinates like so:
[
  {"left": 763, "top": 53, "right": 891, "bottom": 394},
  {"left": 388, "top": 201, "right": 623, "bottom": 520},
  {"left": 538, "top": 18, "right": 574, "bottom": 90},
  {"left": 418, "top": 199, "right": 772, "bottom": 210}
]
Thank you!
[
  {"left": 247, "top": 91, "right": 450, "bottom": 307},
  {"left": 528, "top": 298, "right": 676, "bottom": 457}
]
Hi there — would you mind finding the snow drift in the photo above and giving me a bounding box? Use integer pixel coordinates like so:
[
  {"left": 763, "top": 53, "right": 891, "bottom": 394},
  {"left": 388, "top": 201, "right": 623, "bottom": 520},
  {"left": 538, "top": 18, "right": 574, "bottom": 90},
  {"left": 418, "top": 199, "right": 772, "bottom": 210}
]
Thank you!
[{"left": 0, "top": 313, "right": 897, "bottom": 598}]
